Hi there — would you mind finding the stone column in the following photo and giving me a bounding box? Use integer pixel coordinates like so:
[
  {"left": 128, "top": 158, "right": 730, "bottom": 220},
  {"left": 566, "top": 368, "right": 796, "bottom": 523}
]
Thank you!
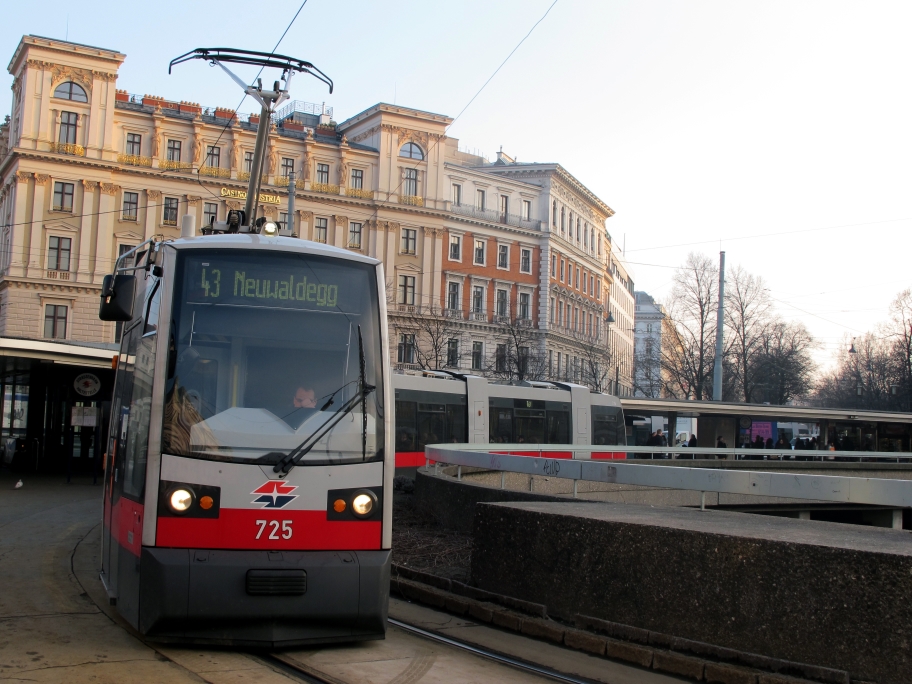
[
  {"left": 94, "top": 183, "right": 119, "bottom": 282},
  {"left": 297, "top": 210, "right": 312, "bottom": 241},
  {"left": 76, "top": 180, "right": 97, "bottom": 282},
  {"left": 333, "top": 215, "right": 347, "bottom": 249},
  {"left": 421, "top": 227, "right": 434, "bottom": 308},
  {"left": 36, "top": 69, "right": 52, "bottom": 146},
  {"left": 385, "top": 222, "right": 398, "bottom": 290},
  {"left": 186, "top": 195, "right": 201, "bottom": 228},
  {"left": 8, "top": 172, "right": 31, "bottom": 277},
  {"left": 28, "top": 174, "right": 50, "bottom": 277},
  {"left": 145, "top": 190, "right": 161, "bottom": 240}
]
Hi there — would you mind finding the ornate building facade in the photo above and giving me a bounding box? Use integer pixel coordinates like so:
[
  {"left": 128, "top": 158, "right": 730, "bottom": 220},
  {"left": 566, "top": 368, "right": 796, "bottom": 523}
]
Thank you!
[{"left": 0, "top": 35, "right": 626, "bottom": 469}]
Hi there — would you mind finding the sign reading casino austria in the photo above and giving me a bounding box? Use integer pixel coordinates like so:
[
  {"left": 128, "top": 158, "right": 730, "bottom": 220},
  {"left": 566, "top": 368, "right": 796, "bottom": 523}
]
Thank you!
[{"left": 220, "top": 187, "right": 282, "bottom": 205}]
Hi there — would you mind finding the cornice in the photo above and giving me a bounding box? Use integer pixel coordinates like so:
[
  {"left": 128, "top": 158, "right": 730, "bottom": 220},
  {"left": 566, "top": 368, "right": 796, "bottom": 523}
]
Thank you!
[{"left": 4, "top": 277, "right": 102, "bottom": 294}]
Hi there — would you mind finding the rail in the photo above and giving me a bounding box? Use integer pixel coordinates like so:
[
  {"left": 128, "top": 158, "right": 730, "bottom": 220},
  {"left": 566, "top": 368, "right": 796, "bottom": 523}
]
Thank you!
[{"left": 423, "top": 444, "right": 912, "bottom": 508}]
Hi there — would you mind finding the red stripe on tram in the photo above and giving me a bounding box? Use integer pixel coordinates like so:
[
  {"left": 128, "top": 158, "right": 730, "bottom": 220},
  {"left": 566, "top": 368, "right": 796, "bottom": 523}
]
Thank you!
[{"left": 156, "top": 509, "right": 382, "bottom": 550}]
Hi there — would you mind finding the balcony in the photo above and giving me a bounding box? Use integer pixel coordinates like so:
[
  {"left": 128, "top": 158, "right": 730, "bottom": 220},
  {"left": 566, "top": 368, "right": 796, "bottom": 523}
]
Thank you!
[
  {"left": 311, "top": 182, "right": 340, "bottom": 195},
  {"left": 451, "top": 203, "right": 541, "bottom": 230},
  {"left": 52, "top": 204, "right": 73, "bottom": 213},
  {"left": 160, "top": 159, "right": 192, "bottom": 172},
  {"left": 199, "top": 166, "right": 230, "bottom": 179},
  {"left": 400, "top": 248, "right": 416, "bottom": 256},
  {"left": 396, "top": 304, "right": 419, "bottom": 314},
  {"left": 49, "top": 142, "right": 85, "bottom": 157},
  {"left": 470, "top": 310, "right": 488, "bottom": 322},
  {"left": 346, "top": 188, "right": 374, "bottom": 200},
  {"left": 399, "top": 195, "right": 424, "bottom": 207},
  {"left": 238, "top": 172, "right": 268, "bottom": 183},
  {"left": 347, "top": 240, "right": 362, "bottom": 250},
  {"left": 517, "top": 317, "right": 533, "bottom": 328},
  {"left": 118, "top": 153, "right": 152, "bottom": 167},
  {"left": 163, "top": 218, "right": 178, "bottom": 227},
  {"left": 493, "top": 314, "right": 510, "bottom": 325},
  {"left": 122, "top": 213, "right": 138, "bottom": 222},
  {"left": 444, "top": 308, "right": 464, "bottom": 319},
  {"left": 46, "top": 270, "right": 70, "bottom": 281},
  {"left": 275, "top": 175, "right": 295, "bottom": 187}
]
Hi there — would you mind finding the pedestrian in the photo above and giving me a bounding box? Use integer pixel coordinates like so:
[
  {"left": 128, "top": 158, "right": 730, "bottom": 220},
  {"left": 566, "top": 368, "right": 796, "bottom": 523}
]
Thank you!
[{"left": 688, "top": 434, "right": 697, "bottom": 448}]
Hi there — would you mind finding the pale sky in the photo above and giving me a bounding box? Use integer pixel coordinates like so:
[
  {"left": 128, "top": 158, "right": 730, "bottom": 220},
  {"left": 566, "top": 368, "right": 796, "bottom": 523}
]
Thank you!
[{"left": 4, "top": 1, "right": 910, "bottom": 370}]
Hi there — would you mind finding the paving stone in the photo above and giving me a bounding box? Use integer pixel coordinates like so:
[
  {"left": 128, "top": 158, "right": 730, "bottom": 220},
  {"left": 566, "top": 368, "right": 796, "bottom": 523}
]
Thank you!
[
  {"left": 705, "top": 662, "right": 759, "bottom": 684},
  {"left": 520, "top": 617, "right": 566, "bottom": 644},
  {"left": 563, "top": 629, "right": 607, "bottom": 656},
  {"left": 652, "top": 651, "right": 706, "bottom": 679},
  {"left": 605, "top": 639, "right": 654, "bottom": 668}
]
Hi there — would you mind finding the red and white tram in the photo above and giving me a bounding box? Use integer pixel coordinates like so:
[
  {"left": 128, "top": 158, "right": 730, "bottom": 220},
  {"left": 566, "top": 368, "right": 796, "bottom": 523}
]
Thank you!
[{"left": 99, "top": 232, "right": 392, "bottom": 646}]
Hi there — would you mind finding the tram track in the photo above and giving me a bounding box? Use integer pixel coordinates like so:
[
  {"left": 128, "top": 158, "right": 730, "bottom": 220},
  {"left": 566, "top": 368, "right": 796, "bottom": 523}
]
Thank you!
[{"left": 256, "top": 616, "right": 598, "bottom": 684}]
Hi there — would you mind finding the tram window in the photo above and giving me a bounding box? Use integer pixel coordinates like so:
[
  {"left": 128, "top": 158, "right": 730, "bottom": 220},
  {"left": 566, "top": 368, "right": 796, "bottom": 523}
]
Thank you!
[
  {"left": 395, "top": 391, "right": 467, "bottom": 450},
  {"left": 514, "top": 408, "right": 546, "bottom": 443},
  {"left": 591, "top": 405, "right": 623, "bottom": 445},
  {"left": 123, "top": 327, "right": 156, "bottom": 500},
  {"left": 144, "top": 278, "right": 161, "bottom": 335},
  {"left": 447, "top": 404, "right": 467, "bottom": 443},
  {"left": 489, "top": 407, "right": 513, "bottom": 443},
  {"left": 395, "top": 400, "right": 418, "bottom": 452},
  {"left": 162, "top": 250, "right": 384, "bottom": 465},
  {"left": 546, "top": 409, "right": 571, "bottom": 444},
  {"left": 417, "top": 403, "right": 446, "bottom": 447}
]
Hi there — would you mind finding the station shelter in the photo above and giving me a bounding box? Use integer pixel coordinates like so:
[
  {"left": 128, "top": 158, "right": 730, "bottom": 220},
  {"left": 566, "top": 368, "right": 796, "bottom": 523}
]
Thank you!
[{"left": 0, "top": 337, "right": 116, "bottom": 476}]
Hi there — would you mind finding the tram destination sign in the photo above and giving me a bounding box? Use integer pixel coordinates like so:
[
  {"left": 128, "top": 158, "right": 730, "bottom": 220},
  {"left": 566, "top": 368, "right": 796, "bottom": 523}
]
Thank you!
[
  {"left": 220, "top": 187, "right": 281, "bottom": 205},
  {"left": 184, "top": 253, "right": 366, "bottom": 312}
]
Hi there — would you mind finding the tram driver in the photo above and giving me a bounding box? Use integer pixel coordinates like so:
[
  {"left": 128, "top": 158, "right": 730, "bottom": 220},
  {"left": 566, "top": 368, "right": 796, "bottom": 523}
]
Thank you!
[{"left": 293, "top": 386, "right": 317, "bottom": 409}]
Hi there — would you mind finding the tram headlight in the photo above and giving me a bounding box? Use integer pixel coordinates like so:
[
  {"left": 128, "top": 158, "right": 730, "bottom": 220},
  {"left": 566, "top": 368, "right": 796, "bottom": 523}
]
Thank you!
[
  {"left": 261, "top": 221, "right": 278, "bottom": 236},
  {"left": 351, "top": 491, "right": 377, "bottom": 518},
  {"left": 169, "top": 488, "right": 194, "bottom": 513}
]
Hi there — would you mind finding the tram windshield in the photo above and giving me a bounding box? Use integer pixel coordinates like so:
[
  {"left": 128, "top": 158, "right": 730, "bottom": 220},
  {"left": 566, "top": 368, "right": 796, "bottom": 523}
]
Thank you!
[{"left": 162, "top": 249, "right": 384, "bottom": 465}]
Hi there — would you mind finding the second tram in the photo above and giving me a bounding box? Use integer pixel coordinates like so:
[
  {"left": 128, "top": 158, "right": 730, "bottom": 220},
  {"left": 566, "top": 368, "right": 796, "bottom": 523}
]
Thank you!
[{"left": 99, "top": 233, "right": 392, "bottom": 646}]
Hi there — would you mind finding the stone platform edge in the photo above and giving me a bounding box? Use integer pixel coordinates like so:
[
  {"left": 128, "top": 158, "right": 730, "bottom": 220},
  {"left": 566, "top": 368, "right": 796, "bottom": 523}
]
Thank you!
[{"left": 389, "top": 564, "right": 857, "bottom": 684}]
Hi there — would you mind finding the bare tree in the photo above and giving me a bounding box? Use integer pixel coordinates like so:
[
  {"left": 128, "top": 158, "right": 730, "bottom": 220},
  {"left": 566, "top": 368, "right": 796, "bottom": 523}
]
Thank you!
[
  {"left": 753, "top": 321, "right": 816, "bottom": 404},
  {"left": 724, "top": 266, "right": 774, "bottom": 402},
  {"left": 392, "top": 303, "right": 464, "bottom": 371},
  {"left": 486, "top": 319, "right": 547, "bottom": 383},
  {"left": 660, "top": 253, "right": 718, "bottom": 399},
  {"left": 571, "top": 328, "right": 615, "bottom": 393},
  {"left": 633, "top": 336, "right": 664, "bottom": 397}
]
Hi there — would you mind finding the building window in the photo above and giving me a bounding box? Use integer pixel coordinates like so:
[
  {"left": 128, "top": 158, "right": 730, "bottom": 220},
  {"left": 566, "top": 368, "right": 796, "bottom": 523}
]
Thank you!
[
  {"left": 53, "top": 81, "right": 88, "bottom": 102},
  {"left": 552, "top": 200, "right": 557, "bottom": 227},
  {"left": 206, "top": 145, "right": 220, "bottom": 168},
  {"left": 472, "top": 286, "right": 484, "bottom": 313},
  {"left": 349, "top": 222, "right": 362, "bottom": 248},
  {"left": 126, "top": 133, "right": 142, "bottom": 156},
  {"left": 472, "top": 341, "right": 483, "bottom": 370},
  {"left": 315, "top": 217, "right": 328, "bottom": 243},
  {"left": 582, "top": 271, "right": 588, "bottom": 294},
  {"left": 167, "top": 139, "right": 181, "bottom": 162},
  {"left": 281, "top": 157, "right": 295, "bottom": 178},
  {"left": 400, "top": 142, "right": 424, "bottom": 160},
  {"left": 351, "top": 168, "right": 363, "bottom": 189},
  {"left": 573, "top": 307, "right": 578, "bottom": 331},
  {"left": 316, "top": 163, "right": 330, "bottom": 184},
  {"left": 52, "top": 182, "right": 74, "bottom": 212},
  {"left": 398, "top": 333, "right": 416, "bottom": 364},
  {"left": 577, "top": 218, "right": 581, "bottom": 242},
  {"left": 575, "top": 267, "right": 580, "bottom": 289},
  {"left": 476, "top": 189, "right": 486, "bottom": 210},
  {"left": 203, "top": 202, "right": 218, "bottom": 226},
  {"left": 584, "top": 225, "right": 589, "bottom": 249},
  {"left": 474, "top": 240, "right": 485, "bottom": 265},
  {"left": 449, "top": 234, "right": 461, "bottom": 260},
  {"left": 403, "top": 168, "right": 418, "bottom": 197},
  {"left": 560, "top": 260, "right": 565, "bottom": 282},
  {"left": 560, "top": 206, "right": 565, "bottom": 233},
  {"left": 550, "top": 297, "right": 555, "bottom": 323},
  {"left": 447, "top": 339, "right": 459, "bottom": 367},
  {"left": 399, "top": 275, "right": 416, "bottom": 305},
  {"left": 519, "top": 292, "right": 530, "bottom": 319},
  {"left": 59, "top": 112, "right": 78, "bottom": 144},
  {"left": 122, "top": 192, "right": 139, "bottom": 220},
  {"left": 447, "top": 282, "right": 460, "bottom": 310},
  {"left": 452, "top": 183, "right": 462, "bottom": 206},
  {"left": 401, "top": 228, "right": 417, "bottom": 254},
  {"left": 163, "top": 197, "right": 178, "bottom": 226},
  {"left": 499, "top": 195, "right": 509, "bottom": 220},
  {"left": 496, "top": 289, "right": 508, "bottom": 317},
  {"left": 548, "top": 350, "right": 553, "bottom": 376},
  {"left": 497, "top": 245, "right": 508, "bottom": 269},
  {"left": 244, "top": 151, "right": 254, "bottom": 173},
  {"left": 495, "top": 344, "right": 507, "bottom": 372},
  {"left": 551, "top": 254, "right": 556, "bottom": 277},
  {"left": 522, "top": 200, "right": 531, "bottom": 221},
  {"left": 558, "top": 301, "right": 564, "bottom": 326},
  {"left": 280, "top": 212, "right": 289, "bottom": 229},
  {"left": 520, "top": 249, "right": 531, "bottom": 274},
  {"left": 596, "top": 279, "right": 601, "bottom": 299},
  {"left": 44, "top": 304, "right": 68, "bottom": 339},
  {"left": 47, "top": 236, "right": 71, "bottom": 271}
]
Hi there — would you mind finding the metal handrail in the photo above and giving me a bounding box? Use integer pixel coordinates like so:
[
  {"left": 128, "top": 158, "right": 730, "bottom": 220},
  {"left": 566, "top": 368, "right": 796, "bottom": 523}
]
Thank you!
[{"left": 423, "top": 444, "right": 912, "bottom": 508}]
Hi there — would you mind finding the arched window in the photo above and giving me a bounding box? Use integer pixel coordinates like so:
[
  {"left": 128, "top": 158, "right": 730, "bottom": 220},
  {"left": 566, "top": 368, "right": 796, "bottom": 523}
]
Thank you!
[
  {"left": 53, "top": 82, "right": 88, "bottom": 102},
  {"left": 399, "top": 142, "right": 424, "bottom": 160}
]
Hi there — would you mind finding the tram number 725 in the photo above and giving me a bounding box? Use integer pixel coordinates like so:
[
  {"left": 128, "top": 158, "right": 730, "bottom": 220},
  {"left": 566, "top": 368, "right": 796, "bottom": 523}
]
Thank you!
[{"left": 255, "top": 520, "right": 293, "bottom": 540}]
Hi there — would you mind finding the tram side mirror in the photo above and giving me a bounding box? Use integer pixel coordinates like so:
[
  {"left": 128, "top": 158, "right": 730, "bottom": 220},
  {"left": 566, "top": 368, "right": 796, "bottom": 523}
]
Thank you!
[{"left": 99, "top": 274, "right": 137, "bottom": 321}]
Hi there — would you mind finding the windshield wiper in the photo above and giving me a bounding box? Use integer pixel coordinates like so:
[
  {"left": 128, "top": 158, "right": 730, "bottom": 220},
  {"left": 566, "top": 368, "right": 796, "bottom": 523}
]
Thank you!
[{"left": 273, "top": 326, "right": 375, "bottom": 475}]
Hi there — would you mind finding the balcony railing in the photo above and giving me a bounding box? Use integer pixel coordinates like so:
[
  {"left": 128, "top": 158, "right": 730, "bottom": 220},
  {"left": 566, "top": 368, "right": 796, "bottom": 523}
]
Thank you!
[
  {"left": 311, "top": 182, "right": 340, "bottom": 195},
  {"left": 517, "top": 316, "right": 532, "bottom": 327},
  {"left": 470, "top": 310, "right": 488, "bottom": 322},
  {"left": 275, "top": 175, "right": 295, "bottom": 187},
  {"left": 199, "top": 166, "right": 230, "bottom": 178},
  {"left": 396, "top": 304, "right": 419, "bottom": 314},
  {"left": 347, "top": 240, "right": 362, "bottom": 250},
  {"left": 400, "top": 248, "right": 416, "bottom": 256},
  {"left": 346, "top": 188, "right": 374, "bottom": 200},
  {"left": 163, "top": 218, "right": 178, "bottom": 227},
  {"left": 52, "top": 204, "right": 73, "bottom": 213},
  {"left": 493, "top": 314, "right": 510, "bottom": 324},
  {"left": 399, "top": 195, "right": 424, "bottom": 207},
  {"left": 160, "top": 159, "right": 192, "bottom": 172},
  {"left": 451, "top": 203, "right": 541, "bottom": 230},
  {"left": 122, "top": 213, "right": 138, "bottom": 222},
  {"left": 118, "top": 153, "right": 152, "bottom": 167},
  {"left": 238, "top": 172, "right": 268, "bottom": 183},
  {"left": 46, "top": 270, "right": 70, "bottom": 281},
  {"left": 50, "top": 142, "right": 85, "bottom": 156},
  {"left": 444, "top": 308, "right": 463, "bottom": 319}
]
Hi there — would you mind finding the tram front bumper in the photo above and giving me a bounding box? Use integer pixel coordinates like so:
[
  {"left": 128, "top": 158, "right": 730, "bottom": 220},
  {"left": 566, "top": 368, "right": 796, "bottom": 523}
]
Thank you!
[{"left": 138, "top": 547, "right": 390, "bottom": 647}]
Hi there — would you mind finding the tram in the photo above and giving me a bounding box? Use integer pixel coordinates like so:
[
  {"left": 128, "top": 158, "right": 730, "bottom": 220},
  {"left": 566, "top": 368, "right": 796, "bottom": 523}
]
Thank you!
[
  {"left": 99, "top": 231, "right": 392, "bottom": 646},
  {"left": 393, "top": 371, "right": 627, "bottom": 469}
]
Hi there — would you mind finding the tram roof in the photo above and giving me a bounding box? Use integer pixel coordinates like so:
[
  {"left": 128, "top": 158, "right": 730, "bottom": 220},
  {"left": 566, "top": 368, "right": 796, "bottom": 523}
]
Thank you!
[
  {"left": 168, "top": 234, "right": 382, "bottom": 266},
  {"left": 620, "top": 397, "right": 912, "bottom": 424}
]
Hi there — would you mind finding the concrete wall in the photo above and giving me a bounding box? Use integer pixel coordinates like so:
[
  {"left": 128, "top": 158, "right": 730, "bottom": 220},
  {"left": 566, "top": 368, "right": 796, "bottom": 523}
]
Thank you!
[{"left": 470, "top": 500, "right": 912, "bottom": 684}]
